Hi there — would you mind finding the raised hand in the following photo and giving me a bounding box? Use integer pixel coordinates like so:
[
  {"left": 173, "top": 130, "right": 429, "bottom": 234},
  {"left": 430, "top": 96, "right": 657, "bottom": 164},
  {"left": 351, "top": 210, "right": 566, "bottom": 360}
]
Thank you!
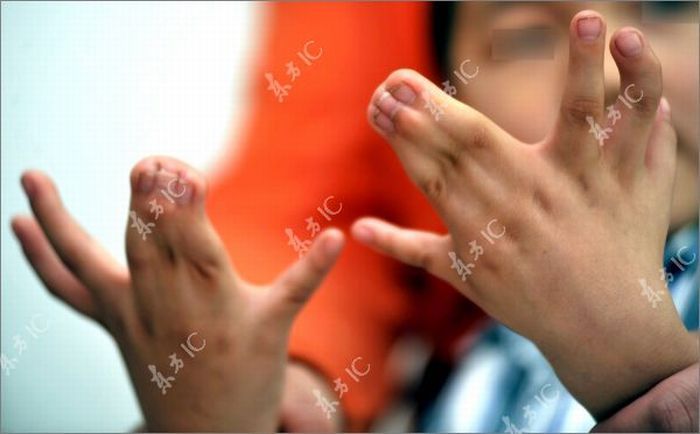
[
  {"left": 354, "top": 10, "right": 696, "bottom": 418},
  {"left": 13, "top": 156, "right": 344, "bottom": 431}
]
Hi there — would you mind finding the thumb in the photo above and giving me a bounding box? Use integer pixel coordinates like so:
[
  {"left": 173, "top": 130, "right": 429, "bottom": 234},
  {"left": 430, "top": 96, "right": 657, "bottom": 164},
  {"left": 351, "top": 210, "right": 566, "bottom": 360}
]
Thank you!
[
  {"left": 351, "top": 216, "right": 457, "bottom": 285},
  {"left": 269, "top": 228, "right": 344, "bottom": 321}
]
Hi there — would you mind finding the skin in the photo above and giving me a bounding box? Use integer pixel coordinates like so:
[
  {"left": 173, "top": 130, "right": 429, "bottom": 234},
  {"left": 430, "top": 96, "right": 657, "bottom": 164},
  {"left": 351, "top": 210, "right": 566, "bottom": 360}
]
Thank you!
[
  {"left": 12, "top": 157, "right": 345, "bottom": 431},
  {"left": 447, "top": 2, "right": 698, "bottom": 229},
  {"left": 592, "top": 361, "right": 699, "bottom": 432},
  {"left": 10, "top": 3, "right": 698, "bottom": 432},
  {"left": 357, "top": 7, "right": 696, "bottom": 422},
  {"left": 286, "top": 2, "right": 699, "bottom": 430}
]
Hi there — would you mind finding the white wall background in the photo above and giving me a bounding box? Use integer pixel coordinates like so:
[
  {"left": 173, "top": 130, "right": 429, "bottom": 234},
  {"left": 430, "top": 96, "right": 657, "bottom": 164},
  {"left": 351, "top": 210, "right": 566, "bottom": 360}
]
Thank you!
[{"left": 1, "top": 2, "right": 260, "bottom": 431}]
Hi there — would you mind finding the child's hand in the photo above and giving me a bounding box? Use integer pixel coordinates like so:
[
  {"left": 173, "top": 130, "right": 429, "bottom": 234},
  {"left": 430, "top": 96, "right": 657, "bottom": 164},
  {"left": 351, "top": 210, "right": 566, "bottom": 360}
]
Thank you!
[
  {"left": 12, "top": 156, "right": 344, "bottom": 431},
  {"left": 354, "top": 10, "right": 696, "bottom": 418}
]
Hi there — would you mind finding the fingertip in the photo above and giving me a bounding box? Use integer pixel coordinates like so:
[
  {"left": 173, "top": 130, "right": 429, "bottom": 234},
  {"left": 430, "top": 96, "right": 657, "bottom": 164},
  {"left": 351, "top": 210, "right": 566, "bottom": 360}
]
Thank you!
[
  {"left": 610, "top": 27, "right": 645, "bottom": 60},
  {"left": 320, "top": 227, "right": 345, "bottom": 258},
  {"left": 10, "top": 217, "right": 24, "bottom": 241},
  {"left": 20, "top": 171, "right": 37, "bottom": 197},
  {"left": 351, "top": 218, "right": 375, "bottom": 244},
  {"left": 11, "top": 214, "right": 38, "bottom": 235},
  {"left": 572, "top": 10, "right": 605, "bottom": 44},
  {"left": 21, "top": 170, "right": 57, "bottom": 201},
  {"left": 10, "top": 214, "right": 25, "bottom": 232},
  {"left": 10, "top": 216, "right": 38, "bottom": 257}
]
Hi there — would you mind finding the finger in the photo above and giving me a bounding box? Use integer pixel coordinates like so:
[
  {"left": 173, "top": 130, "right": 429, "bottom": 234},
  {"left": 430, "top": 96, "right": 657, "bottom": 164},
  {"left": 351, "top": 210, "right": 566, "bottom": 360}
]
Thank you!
[
  {"left": 11, "top": 216, "right": 100, "bottom": 320},
  {"left": 369, "top": 68, "right": 506, "bottom": 155},
  {"left": 551, "top": 10, "right": 607, "bottom": 165},
  {"left": 607, "top": 27, "right": 663, "bottom": 170},
  {"left": 271, "top": 228, "right": 345, "bottom": 320},
  {"left": 351, "top": 217, "right": 461, "bottom": 287},
  {"left": 368, "top": 68, "right": 513, "bottom": 214},
  {"left": 20, "top": 170, "right": 129, "bottom": 294},
  {"left": 644, "top": 97, "right": 676, "bottom": 182}
]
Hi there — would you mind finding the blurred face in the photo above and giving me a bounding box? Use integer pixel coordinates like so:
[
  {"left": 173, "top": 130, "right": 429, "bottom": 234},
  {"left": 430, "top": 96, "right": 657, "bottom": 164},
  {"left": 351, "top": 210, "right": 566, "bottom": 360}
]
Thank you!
[{"left": 450, "top": 2, "right": 698, "bottom": 159}]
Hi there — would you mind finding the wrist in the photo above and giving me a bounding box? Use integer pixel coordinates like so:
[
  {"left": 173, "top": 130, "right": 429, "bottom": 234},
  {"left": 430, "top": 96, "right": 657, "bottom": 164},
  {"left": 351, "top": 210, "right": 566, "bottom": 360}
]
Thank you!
[{"left": 536, "top": 289, "right": 697, "bottom": 419}]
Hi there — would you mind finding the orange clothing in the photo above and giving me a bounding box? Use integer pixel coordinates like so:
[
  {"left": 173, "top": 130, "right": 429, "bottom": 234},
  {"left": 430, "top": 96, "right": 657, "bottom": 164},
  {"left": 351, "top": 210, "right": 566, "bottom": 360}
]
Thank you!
[{"left": 206, "top": 3, "right": 485, "bottom": 429}]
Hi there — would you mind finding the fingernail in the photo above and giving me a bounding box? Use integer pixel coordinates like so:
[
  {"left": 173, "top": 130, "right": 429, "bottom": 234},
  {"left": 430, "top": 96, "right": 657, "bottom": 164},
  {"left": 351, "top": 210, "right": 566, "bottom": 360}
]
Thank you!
[
  {"left": 577, "top": 16, "right": 602, "bottom": 42},
  {"left": 377, "top": 91, "right": 401, "bottom": 118},
  {"left": 21, "top": 174, "right": 35, "bottom": 197},
  {"left": 137, "top": 171, "right": 155, "bottom": 193},
  {"left": 615, "top": 31, "right": 642, "bottom": 57},
  {"left": 353, "top": 224, "right": 374, "bottom": 244},
  {"left": 659, "top": 97, "right": 671, "bottom": 120},
  {"left": 374, "top": 111, "right": 394, "bottom": 134},
  {"left": 392, "top": 84, "right": 417, "bottom": 105}
]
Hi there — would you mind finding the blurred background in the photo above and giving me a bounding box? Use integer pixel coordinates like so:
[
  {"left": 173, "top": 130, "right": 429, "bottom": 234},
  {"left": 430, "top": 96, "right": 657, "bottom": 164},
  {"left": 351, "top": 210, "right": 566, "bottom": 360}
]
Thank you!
[{"left": 2, "top": 2, "right": 259, "bottom": 430}]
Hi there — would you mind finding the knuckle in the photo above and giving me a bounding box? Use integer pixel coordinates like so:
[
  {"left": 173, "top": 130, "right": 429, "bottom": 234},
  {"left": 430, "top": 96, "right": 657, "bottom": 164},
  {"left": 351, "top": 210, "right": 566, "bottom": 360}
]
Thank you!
[
  {"left": 189, "top": 258, "right": 219, "bottom": 282},
  {"left": 283, "top": 284, "right": 313, "bottom": 306},
  {"left": 465, "top": 122, "right": 491, "bottom": 151},
  {"left": 436, "top": 147, "right": 461, "bottom": 172},
  {"left": 417, "top": 174, "right": 446, "bottom": 203},
  {"left": 532, "top": 189, "right": 553, "bottom": 214},
  {"left": 560, "top": 97, "right": 601, "bottom": 128},
  {"left": 633, "top": 94, "right": 660, "bottom": 118}
]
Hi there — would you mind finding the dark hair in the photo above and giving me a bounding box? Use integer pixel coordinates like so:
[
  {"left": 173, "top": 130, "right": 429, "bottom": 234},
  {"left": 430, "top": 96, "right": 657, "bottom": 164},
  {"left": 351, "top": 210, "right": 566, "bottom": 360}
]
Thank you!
[{"left": 431, "top": 2, "right": 458, "bottom": 77}]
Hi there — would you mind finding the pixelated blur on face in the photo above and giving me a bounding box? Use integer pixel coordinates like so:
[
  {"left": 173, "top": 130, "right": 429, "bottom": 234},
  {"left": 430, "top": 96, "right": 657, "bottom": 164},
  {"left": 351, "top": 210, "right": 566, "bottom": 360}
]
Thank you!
[{"left": 449, "top": 2, "right": 698, "bottom": 156}]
